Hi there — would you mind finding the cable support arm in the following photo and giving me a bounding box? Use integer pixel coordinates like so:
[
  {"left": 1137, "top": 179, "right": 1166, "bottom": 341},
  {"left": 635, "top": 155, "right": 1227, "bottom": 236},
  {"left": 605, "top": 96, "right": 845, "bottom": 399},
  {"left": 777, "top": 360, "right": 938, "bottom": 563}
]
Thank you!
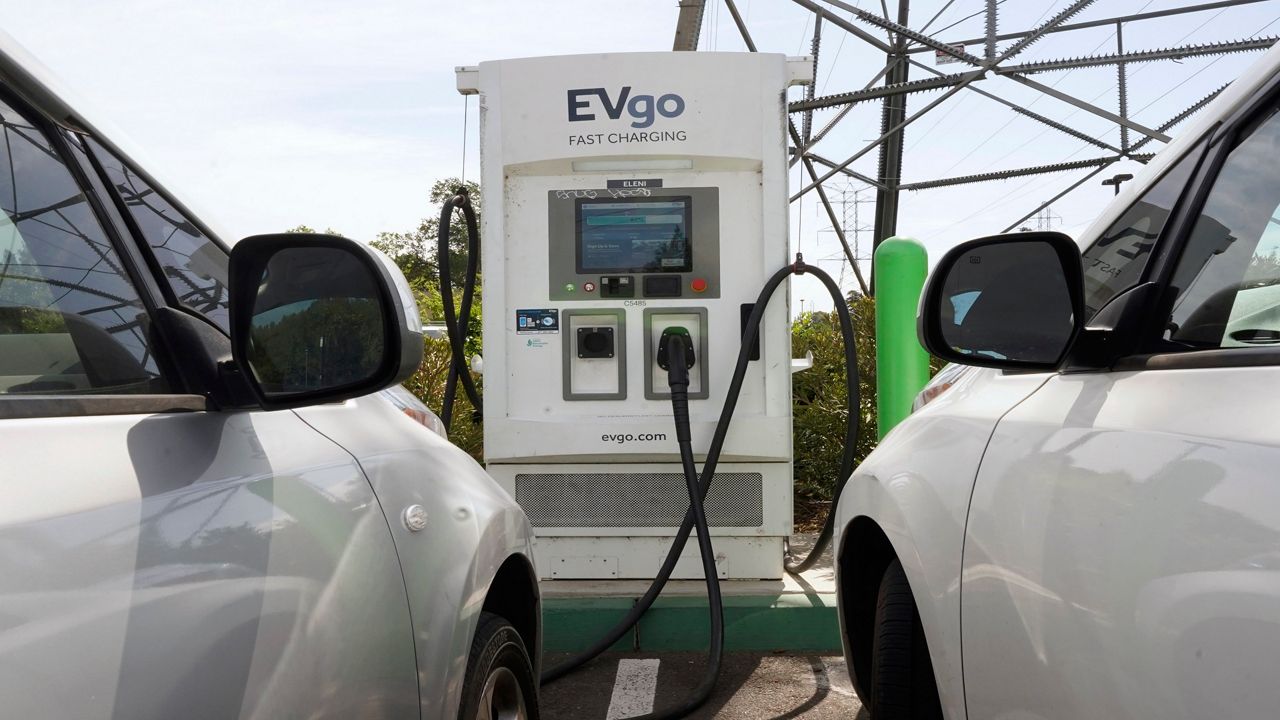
[
  {"left": 997, "top": 36, "right": 1278, "bottom": 75},
  {"left": 902, "top": 154, "right": 1153, "bottom": 191}
]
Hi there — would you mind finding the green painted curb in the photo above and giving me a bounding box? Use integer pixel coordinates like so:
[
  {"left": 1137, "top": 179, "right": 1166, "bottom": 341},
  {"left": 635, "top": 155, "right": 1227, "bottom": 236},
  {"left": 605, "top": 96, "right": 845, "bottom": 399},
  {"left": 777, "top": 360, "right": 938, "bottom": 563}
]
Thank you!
[
  {"left": 542, "top": 597, "right": 636, "bottom": 653},
  {"left": 543, "top": 594, "right": 840, "bottom": 653}
]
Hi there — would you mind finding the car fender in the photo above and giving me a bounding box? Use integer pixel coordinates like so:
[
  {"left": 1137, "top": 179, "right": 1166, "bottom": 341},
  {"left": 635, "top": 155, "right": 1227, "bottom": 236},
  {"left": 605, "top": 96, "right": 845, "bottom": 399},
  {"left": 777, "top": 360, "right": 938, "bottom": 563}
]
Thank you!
[
  {"left": 453, "top": 500, "right": 541, "bottom": 680},
  {"left": 293, "top": 397, "right": 537, "bottom": 719},
  {"left": 833, "top": 368, "right": 1051, "bottom": 718}
]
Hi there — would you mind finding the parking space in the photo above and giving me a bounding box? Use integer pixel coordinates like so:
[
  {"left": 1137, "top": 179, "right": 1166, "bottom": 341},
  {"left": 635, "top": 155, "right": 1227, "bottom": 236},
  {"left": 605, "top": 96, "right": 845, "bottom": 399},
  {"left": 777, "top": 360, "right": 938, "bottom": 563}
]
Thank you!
[{"left": 542, "top": 652, "right": 866, "bottom": 719}]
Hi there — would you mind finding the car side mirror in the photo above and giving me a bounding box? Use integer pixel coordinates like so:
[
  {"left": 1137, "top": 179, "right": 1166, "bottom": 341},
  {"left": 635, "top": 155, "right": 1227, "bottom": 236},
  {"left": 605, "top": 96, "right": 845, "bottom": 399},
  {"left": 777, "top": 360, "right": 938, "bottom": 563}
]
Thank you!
[
  {"left": 918, "top": 231, "right": 1083, "bottom": 371},
  {"left": 228, "top": 233, "right": 423, "bottom": 409}
]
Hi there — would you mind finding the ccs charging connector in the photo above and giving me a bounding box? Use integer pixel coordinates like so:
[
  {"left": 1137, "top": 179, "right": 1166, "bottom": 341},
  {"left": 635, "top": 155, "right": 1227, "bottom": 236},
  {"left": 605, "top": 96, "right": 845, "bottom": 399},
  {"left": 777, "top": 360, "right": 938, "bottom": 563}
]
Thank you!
[
  {"left": 660, "top": 328, "right": 695, "bottom": 444},
  {"left": 658, "top": 327, "right": 695, "bottom": 372}
]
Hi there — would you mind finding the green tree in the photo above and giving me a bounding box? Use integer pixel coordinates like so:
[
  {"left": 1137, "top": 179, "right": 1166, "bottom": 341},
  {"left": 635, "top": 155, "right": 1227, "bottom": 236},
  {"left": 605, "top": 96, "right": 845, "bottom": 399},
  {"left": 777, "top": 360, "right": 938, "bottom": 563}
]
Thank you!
[
  {"left": 288, "top": 180, "right": 486, "bottom": 461},
  {"left": 400, "top": 334, "right": 483, "bottom": 460},
  {"left": 366, "top": 178, "right": 485, "bottom": 461},
  {"left": 371, "top": 178, "right": 481, "bottom": 293},
  {"left": 371, "top": 177, "right": 484, "bottom": 363},
  {"left": 284, "top": 224, "right": 346, "bottom": 237}
]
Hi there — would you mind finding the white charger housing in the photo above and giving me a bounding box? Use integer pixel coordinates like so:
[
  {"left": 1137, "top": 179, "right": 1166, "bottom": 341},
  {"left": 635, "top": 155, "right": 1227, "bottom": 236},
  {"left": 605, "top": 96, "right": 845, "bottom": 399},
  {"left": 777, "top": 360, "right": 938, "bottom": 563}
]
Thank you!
[{"left": 458, "top": 52, "right": 811, "bottom": 580}]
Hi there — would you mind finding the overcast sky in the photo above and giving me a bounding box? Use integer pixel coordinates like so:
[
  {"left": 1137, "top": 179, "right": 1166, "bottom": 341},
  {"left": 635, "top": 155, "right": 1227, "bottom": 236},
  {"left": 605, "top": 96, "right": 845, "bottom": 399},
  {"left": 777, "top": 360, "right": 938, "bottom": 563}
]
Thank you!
[{"left": 3, "top": 0, "right": 1277, "bottom": 310}]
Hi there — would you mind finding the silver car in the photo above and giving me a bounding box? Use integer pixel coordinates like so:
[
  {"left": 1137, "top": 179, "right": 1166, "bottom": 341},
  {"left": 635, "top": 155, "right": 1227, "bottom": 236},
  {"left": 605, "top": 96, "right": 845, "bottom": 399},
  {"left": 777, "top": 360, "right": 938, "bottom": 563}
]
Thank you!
[{"left": 0, "top": 33, "right": 540, "bottom": 720}]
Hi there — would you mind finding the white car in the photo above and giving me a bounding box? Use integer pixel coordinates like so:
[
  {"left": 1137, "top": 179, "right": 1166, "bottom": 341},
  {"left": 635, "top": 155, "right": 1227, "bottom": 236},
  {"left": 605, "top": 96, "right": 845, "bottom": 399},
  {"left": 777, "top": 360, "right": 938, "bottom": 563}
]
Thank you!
[
  {"left": 834, "top": 43, "right": 1280, "bottom": 720},
  {"left": 0, "top": 32, "right": 540, "bottom": 720}
]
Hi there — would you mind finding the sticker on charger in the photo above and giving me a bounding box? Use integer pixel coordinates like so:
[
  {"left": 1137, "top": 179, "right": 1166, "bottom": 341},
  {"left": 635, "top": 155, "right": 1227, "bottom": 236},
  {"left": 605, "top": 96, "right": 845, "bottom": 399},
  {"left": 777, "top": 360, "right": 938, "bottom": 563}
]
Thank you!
[{"left": 516, "top": 308, "right": 559, "bottom": 334}]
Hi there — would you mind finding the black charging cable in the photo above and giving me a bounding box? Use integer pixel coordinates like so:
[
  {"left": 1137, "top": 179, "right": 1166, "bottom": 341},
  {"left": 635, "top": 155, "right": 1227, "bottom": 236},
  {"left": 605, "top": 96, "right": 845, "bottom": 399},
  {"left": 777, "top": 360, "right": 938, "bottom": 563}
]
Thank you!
[
  {"left": 781, "top": 256, "right": 859, "bottom": 575},
  {"left": 541, "top": 255, "right": 861, "bottom": 700},
  {"left": 613, "top": 328, "right": 726, "bottom": 720},
  {"left": 436, "top": 189, "right": 483, "bottom": 427}
]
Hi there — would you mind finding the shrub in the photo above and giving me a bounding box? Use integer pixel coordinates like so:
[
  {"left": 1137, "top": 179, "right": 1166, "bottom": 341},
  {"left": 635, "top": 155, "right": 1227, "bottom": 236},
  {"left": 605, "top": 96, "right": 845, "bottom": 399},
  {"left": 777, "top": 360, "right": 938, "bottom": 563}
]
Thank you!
[
  {"left": 402, "top": 332, "right": 484, "bottom": 460},
  {"left": 791, "top": 294, "right": 878, "bottom": 506},
  {"left": 792, "top": 293, "right": 944, "bottom": 509}
]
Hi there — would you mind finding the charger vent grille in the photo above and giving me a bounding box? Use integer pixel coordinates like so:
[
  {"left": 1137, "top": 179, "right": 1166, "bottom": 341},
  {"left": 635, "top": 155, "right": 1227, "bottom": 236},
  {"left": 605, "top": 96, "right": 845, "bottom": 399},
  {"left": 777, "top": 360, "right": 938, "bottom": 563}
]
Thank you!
[{"left": 514, "top": 472, "right": 763, "bottom": 527}]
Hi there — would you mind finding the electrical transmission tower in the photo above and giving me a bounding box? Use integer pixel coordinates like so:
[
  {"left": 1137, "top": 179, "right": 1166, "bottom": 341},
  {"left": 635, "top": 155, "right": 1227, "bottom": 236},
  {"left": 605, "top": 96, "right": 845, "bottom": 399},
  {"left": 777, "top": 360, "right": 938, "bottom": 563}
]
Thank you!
[
  {"left": 823, "top": 185, "right": 876, "bottom": 294},
  {"left": 675, "top": 0, "right": 1279, "bottom": 293},
  {"left": 1035, "top": 204, "right": 1062, "bottom": 231}
]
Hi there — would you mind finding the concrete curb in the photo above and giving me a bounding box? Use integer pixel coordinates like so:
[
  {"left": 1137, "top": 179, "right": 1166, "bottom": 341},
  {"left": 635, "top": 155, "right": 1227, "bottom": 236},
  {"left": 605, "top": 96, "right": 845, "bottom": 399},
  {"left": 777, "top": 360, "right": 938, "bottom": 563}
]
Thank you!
[{"left": 544, "top": 592, "right": 841, "bottom": 653}]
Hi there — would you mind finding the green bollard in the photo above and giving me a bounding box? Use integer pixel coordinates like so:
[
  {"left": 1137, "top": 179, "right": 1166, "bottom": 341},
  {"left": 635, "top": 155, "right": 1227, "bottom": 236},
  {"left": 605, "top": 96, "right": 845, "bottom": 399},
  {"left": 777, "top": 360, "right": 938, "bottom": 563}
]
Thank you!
[{"left": 874, "top": 236, "right": 931, "bottom": 439}]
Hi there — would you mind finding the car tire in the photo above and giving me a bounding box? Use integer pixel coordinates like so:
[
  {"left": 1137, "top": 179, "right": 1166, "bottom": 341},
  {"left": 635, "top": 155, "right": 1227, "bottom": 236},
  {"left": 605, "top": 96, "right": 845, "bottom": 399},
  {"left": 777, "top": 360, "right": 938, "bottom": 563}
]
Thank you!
[
  {"left": 458, "top": 611, "right": 540, "bottom": 720},
  {"left": 869, "top": 559, "right": 943, "bottom": 720}
]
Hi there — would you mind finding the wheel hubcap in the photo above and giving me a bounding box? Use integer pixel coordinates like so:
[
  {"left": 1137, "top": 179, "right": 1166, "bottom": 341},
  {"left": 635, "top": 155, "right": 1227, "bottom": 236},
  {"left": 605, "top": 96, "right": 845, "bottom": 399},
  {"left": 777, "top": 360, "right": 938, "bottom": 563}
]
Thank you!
[{"left": 477, "top": 666, "right": 527, "bottom": 720}]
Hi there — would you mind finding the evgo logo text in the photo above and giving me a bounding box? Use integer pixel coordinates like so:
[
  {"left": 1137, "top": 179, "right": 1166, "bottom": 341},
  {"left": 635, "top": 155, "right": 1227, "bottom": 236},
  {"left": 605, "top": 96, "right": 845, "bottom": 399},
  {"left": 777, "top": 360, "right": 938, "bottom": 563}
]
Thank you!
[{"left": 567, "top": 87, "right": 685, "bottom": 128}]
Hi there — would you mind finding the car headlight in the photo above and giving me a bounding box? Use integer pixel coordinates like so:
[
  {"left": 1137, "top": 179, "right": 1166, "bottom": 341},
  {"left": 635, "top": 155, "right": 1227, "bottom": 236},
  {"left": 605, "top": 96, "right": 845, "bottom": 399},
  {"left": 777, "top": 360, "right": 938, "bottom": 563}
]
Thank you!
[
  {"left": 379, "top": 385, "right": 448, "bottom": 439},
  {"left": 911, "top": 363, "right": 974, "bottom": 413}
]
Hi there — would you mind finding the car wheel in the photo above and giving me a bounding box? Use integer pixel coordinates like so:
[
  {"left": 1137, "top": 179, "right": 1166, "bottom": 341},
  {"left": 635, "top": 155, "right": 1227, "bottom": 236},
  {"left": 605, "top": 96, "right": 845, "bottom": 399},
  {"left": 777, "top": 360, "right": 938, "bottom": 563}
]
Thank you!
[
  {"left": 869, "top": 559, "right": 943, "bottom": 720},
  {"left": 459, "top": 611, "right": 540, "bottom": 720}
]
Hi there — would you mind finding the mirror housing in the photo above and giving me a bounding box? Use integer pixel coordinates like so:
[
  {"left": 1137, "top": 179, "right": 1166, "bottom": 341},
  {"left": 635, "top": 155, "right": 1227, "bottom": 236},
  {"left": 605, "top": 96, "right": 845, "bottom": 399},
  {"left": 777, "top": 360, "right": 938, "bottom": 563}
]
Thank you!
[
  {"left": 228, "top": 233, "right": 423, "bottom": 410},
  {"left": 918, "top": 231, "right": 1084, "bottom": 371}
]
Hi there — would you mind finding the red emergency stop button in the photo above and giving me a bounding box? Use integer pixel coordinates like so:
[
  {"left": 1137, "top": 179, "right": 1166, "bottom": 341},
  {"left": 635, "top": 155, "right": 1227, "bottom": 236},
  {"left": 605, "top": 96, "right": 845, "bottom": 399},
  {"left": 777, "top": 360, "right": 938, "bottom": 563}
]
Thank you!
[{"left": 691, "top": 278, "right": 708, "bottom": 293}]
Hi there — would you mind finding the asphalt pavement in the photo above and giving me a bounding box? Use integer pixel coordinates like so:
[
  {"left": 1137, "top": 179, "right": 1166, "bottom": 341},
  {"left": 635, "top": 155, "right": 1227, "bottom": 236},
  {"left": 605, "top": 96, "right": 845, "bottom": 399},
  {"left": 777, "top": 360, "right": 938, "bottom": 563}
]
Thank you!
[{"left": 541, "top": 651, "right": 867, "bottom": 719}]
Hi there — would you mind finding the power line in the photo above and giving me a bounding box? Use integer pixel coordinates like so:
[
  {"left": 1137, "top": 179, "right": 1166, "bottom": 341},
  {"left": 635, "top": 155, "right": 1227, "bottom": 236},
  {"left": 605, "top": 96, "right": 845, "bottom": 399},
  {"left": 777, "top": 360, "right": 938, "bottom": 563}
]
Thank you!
[
  {"left": 951, "top": 1, "right": 1158, "bottom": 178},
  {"left": 1134, "top": 12, "right": 1280, "bottom": 115},
  {"left": 970, "top": 10, "right": 1280, "bottom": 238},
  {"left": 931, "top": 0, "right": 1008, "bottom": 38},
  {"left": 819, "top": 8, "right": 856, "bottom": 94},
  {"left": 930, "top": 0, "right": 1234, "bottom": 213},
  {"left": 919, "top": 0, "right": 959, "bottom": 35},
  {"left": 795, "top": 6, "right": 813, "bottom": 54}
]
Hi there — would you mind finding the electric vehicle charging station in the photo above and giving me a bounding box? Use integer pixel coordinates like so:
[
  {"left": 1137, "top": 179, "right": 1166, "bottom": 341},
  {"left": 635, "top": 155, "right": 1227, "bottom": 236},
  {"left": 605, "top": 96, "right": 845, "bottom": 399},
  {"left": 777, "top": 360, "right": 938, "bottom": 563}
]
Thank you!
[{"left": 456, "top": 53, "right": 813, "bottom": 581}]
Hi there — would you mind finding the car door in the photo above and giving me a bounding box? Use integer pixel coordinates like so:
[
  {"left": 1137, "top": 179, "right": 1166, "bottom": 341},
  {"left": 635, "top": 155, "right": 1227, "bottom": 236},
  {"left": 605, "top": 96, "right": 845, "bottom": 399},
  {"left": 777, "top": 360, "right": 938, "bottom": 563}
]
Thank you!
[
  {"left": 0, "top": 90, "right": 418, "bottom": 719},
  {"left": 961, "top": 93, "right": 1280, "bottom": 718}
]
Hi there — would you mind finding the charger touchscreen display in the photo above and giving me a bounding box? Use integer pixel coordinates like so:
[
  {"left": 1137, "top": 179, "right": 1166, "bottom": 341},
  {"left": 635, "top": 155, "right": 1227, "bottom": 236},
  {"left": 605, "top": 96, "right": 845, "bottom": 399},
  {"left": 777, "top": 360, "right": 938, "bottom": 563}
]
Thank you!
[{"left": 576, "top": 197, "right": 693, "bottom": 273}]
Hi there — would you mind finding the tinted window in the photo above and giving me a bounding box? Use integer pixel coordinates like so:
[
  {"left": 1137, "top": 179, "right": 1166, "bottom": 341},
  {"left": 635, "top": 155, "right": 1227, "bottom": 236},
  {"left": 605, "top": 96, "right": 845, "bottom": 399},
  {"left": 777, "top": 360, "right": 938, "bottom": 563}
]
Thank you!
[
  {"left": 1165, "top": 108, "right": 1280, "bottom": 349},
  {"left": 88, "top": 139, "right": 230, "bottom": 333},
  {"left": 1081, "top": 142, "right": 1203, "bottom": 319},
  {"left": 0, "top": 98, "right": 166, "bottom": 394}
]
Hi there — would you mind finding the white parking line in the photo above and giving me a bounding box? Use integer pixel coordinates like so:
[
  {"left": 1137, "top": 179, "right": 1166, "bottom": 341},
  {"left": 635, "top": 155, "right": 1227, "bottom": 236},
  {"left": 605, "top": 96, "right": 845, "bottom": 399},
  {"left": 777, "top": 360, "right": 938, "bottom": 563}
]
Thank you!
[{"left": 605, "top": 658, "right": 661, "bottom": 719}]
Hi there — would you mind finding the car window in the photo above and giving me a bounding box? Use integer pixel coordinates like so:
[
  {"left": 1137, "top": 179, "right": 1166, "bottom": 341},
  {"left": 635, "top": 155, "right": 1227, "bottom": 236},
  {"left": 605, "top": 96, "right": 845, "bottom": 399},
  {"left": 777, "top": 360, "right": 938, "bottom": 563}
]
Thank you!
[
  {"left": 1164, "top": 108, "right": 1280, "bottom": 349},
  {"left": 87, "top": 138, "right": 230, "bottom": 333},
  {"left": 1081, "top": 141, "right": 1203, "bottom": 320},
  {"left": 0, "top": 97, "right": 167, "bottom": 394}
]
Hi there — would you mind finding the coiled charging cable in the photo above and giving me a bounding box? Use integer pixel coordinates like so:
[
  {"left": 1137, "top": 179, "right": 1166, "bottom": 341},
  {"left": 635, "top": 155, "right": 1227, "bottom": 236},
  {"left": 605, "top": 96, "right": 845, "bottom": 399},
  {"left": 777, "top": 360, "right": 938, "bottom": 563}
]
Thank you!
[{"left": 436, "top": 188, "right": 482, "bottom": 427}]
